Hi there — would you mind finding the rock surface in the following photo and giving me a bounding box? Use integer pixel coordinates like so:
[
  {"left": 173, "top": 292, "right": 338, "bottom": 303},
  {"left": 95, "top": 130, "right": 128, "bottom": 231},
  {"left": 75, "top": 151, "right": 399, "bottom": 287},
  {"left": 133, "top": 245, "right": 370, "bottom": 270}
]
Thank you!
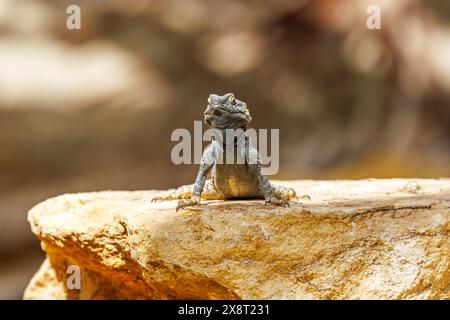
[{"left": 24, "top": 179, "right": 449, "bottom": 300}]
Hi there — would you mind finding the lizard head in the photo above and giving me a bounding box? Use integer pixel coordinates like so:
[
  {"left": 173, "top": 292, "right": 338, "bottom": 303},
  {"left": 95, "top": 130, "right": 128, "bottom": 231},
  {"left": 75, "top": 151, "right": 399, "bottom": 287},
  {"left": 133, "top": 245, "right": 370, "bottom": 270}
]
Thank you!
[{"left": 204, "top": 93, "right": 252, "bottom": 129}]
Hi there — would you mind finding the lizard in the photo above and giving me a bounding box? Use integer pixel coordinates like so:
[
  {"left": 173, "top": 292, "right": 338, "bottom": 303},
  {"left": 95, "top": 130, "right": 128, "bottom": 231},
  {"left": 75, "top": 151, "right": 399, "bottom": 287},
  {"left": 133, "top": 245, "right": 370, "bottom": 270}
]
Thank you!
[{"left": 152, "top": 93, "right": 302, "bottom": 211}]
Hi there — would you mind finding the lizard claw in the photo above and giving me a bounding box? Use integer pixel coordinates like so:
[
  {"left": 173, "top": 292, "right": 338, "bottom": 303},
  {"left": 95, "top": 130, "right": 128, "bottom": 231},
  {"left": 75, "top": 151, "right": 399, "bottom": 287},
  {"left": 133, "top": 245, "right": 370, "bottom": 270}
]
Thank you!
[
  {"left": 176, "top": 196, "right": 200, "bottom": 212},
  {"left": 151, "top": 196, "right": 167, "bottom": 202},
  {"left": 265, "top": 196, "right": 290, "bottom": 208},
  {"left": 294, "top": 194, "right": 311, "bottom": 201}
]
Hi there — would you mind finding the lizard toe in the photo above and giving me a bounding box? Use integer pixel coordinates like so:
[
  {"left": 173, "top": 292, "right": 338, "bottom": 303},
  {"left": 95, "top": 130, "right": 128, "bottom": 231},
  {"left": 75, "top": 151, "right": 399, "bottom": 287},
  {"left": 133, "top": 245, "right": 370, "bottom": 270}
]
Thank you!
[
  {"left": 295, "top": 194, "right": 311, "bottom": 201},
  {"left": 265, "top": 196, "right": 290, "bottom": 208},
  {"left": 176, "top": 197, "right": 200, "bottom": 211},
  {"left": 151, "top": 196, "right": 163, "bottom": 203}
]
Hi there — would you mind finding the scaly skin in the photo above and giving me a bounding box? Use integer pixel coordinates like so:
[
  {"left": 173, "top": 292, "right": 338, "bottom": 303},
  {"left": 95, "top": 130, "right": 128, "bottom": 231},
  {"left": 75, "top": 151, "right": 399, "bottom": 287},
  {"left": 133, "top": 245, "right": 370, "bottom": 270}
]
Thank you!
[{"left": 152, "top": 93, "right": 305, "bottom": 211}]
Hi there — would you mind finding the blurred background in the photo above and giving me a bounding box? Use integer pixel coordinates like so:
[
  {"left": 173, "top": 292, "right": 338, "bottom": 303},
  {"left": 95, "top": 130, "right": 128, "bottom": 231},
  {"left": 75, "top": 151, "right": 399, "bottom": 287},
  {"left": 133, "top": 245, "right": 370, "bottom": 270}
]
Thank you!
[{"left": 0, "top": 0, "right": 449, "bottom": 299}]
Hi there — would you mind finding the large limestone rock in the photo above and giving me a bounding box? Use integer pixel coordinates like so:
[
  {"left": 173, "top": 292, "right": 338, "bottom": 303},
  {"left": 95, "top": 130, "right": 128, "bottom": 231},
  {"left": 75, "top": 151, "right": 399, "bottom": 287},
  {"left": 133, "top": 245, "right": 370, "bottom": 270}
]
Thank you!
[{"left": 24, "top": 179, "right": 449, "bottom": 300}]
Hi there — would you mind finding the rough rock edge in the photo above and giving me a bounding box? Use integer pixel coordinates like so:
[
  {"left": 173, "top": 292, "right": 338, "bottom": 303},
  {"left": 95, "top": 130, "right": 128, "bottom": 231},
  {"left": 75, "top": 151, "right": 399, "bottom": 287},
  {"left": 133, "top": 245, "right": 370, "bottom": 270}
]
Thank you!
[{"left": 24, "top": 179, "right": 450, "bottom": 299}]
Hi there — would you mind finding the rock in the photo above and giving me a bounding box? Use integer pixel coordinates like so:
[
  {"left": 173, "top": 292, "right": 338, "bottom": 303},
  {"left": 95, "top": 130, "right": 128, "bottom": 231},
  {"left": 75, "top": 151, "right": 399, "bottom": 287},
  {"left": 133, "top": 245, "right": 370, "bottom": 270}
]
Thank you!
[{"left": 24, "top": 179, "right": 449, "bottom": 300}]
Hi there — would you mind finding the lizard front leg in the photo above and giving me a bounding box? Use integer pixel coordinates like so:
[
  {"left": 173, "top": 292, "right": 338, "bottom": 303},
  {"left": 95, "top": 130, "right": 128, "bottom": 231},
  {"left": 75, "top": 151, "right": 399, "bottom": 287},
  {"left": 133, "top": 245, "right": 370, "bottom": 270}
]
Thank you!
[
  {"left": 176, "top": 144, "right": 216, "bottom": 211},
  {"left": 247, "top": 146, "right": 290, "bottom": 207}
]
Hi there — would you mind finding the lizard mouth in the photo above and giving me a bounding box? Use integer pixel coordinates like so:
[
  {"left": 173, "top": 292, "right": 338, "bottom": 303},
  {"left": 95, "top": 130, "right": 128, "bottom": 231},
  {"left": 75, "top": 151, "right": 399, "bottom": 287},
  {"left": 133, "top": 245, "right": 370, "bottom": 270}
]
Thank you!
[{"left": 204, "top": 114, "right": 213, "bottom": 125}]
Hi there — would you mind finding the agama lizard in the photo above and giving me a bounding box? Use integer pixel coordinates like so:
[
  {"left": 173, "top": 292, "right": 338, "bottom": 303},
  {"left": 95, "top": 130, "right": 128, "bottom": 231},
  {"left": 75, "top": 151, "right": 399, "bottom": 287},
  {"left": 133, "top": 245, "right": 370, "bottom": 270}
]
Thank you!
[{"left": 152, "top": 93, "right": 300, "bottom": 211}]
